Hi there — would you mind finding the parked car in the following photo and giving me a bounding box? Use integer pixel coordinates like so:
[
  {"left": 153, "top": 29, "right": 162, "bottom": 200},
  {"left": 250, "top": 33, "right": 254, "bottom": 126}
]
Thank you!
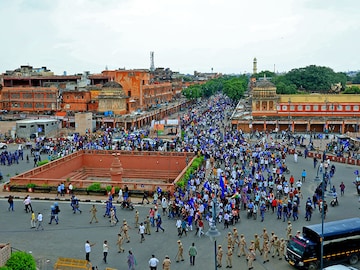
[
  {"left": 0, "top": 142, "right": 7, "bottom": 149},
  {"left": 323, "top": 265, "right": 359, "bottom": 270}
]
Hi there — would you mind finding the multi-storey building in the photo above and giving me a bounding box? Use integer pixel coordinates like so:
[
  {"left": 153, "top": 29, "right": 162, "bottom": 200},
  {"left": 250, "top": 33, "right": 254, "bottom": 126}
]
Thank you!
[
  {"left": 102, "top": 69, "right": 178, "bottom": 112},
  {"left": 231, "top": 78, "right": 360, "bottom": 134},
  {"left": 0, "top": 66, "right": 186, "bottom": 114}
]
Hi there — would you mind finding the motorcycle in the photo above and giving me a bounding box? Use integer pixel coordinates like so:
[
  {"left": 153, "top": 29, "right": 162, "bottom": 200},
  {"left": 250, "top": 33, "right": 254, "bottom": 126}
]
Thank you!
[
  {"left": 120, "top": 201, "right": 134, "bottom": 210},
  {"left": 247, "top": 208, "right": 253, "bottom": 219},
  {"left": 330, "top": 196, "right": 339, "bottom": 207}
]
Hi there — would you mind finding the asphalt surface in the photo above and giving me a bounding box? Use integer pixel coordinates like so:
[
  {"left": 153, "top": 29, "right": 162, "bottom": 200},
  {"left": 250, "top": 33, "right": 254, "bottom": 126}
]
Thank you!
[{"left": 1, "top": 143, "right": 360, "bottom": 270}]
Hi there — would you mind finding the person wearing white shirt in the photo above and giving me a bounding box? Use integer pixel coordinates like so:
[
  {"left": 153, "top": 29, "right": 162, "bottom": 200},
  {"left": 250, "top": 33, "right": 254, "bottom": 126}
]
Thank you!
[
  {"left": 139, "top": 222, "right": 145, "bottom": 243},
  {"left": 149, "top": 254, "right": 160, "bottom": 270},
  {"left": 36, "top": 212, "right": 44, "bottom": 230},
  {"left": 84, "top": 240, "right": 95, "bottom": 262},
  {"left": 103, "top": 240, "right": 109, "bottom": 264}
]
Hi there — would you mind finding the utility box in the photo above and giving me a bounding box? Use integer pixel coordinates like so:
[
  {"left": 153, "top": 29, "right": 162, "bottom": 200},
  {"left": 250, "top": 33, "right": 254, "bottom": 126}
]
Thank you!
[
  {"left": 0, "top": 243, "right": 11, "bottom": 267},
  {"left": 54, "top": 257, "right": 92, "bottom": 270}
]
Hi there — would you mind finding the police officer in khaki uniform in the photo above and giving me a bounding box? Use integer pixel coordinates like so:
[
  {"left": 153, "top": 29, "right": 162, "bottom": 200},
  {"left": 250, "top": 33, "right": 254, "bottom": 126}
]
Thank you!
[
  {"left": 116, "top": 233, "right": 125, "bottom": 253},
  {"left": 176, "top": 240, "right": 184, "bottom": 262},
  {"left": 238, "top": 234, "right": 247, "bottom": 257},
  {"left": 121, "top": 220, "right": 131, "bottom": 243},
  {"left": 227, "top": 232, "right": 233, "bottom": 249},
  {"left": 286, "top": 221, "right": 292, "bottom": 240},
  {"left": 279, "top": 238, "right": 285, "bottom": 260},
  {"left": 134, "top": 210, "right": 139, "bottom": 228},
  {"left": 232, "top": 228, "right": 239, "bottom": 250},
  {"left": 254, "top": 234, "right": 262, "bottom": 255},
  {"left": 162, "top": 255, "right": 171, "bottom": 270},
  {"left": 226, "top": 245, "right": 233, "bottom": 268},
  {"left": 272, "top": 235, "right": 280, "bottom": 257},
  {"left": 89, "top": 204, "right": 98, "bottom": 224},
  {"left": 145, "top": 215, "right": 151, "bottom": 235},
  {"left": 249, "top": 240, "right": 255, "bottom": 252},
  {"left": 217, "top": 245, "right": 223, "bottom": 268},
  {"left": 262, "top": 240, "right": 270, "bottom": 263},
  {"left": 261, "top": 228, "right": 269, "bottom": 253},
  {"left": 269, "top": 232, "right": 276, "bottom": 253},
  {"left": 247, "top": 248, "right": 256, "bottom": 270}
]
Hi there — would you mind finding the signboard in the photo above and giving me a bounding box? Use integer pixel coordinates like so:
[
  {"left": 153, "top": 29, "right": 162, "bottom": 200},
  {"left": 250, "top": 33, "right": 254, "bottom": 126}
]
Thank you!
[{"left": 166, "top": 119, "right": 179, "bottom": 125}]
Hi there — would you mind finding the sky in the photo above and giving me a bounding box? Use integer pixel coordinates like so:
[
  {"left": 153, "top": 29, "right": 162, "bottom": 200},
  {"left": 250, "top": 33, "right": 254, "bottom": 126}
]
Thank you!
[{"left": 0, "top": 0, "right": 359, "bottom": 75}]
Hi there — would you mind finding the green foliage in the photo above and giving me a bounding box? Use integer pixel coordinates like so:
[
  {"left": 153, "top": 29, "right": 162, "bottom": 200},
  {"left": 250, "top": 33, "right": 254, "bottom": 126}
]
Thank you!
[
  {"left": 181, "top": 76, "right": 248, "bottom": 101},
  {"left": 5, "top": 251, "right": 36, "bottom": 270},
  {"left": 283, "top": 65, "right": 347, "bottom": 92},
  {"left": 0, "top": 266, "right": 11, "bottom": 270},
  {"left": 182, "top": 84, "right": 203, "bottom": 99},
  {"left": 255, "top": 70, "right": 276, "bottom": 79},
  {"left": 181, "top": 131, "right": 185, "bottom": 141},
  {"left": 176, "top": 156, "right": 204, "bottom": 189},
  {"left": 86, "top": 182, "right": 102, "bottom": 192},
  {"left": 272, "top": 76, "right": 297, "bottom": 94},
  {"left": 351, "top": 72, "right": 360, "bottom": 84},
  {"left": 343, "top": 86, "right": 360, "bottom": 94},
  {"left": 37, "top": 160, "right": 49, "bottom": 166},
  {"left": 182, "top": 76, "right": 193, "bottom": 82},
  {"left": 222, "top": 76, "right": 247, "bottom": 101},
  {"left": 26, "top": 183, "right": 36, "bottom": 188}
]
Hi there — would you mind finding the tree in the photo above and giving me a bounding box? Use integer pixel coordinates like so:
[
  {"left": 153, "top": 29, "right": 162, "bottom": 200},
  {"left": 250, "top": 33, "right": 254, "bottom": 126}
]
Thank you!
[
  {"left": 222, "top": 76, "right": 247, "bottom": 101},
  {"left": 351, "top": 72, "right": 360, "bottom": 84},
  {"left": 284, "top": 65, "right": 347, "bottom": 92},
  {"left": 272, "top": 75, "right": 297, "bottom": 94},
  {"left": 5, "top": 251, "right": 36, "bottom": 270},
  {"left": 181, "top": 75, "right": 248, "bottom": 101},
  {"left": 255, "top": 70, "right": 276, "bottom": 80},
  {"left": 343, "top": 86, "right": 360, "bottom": 94}
]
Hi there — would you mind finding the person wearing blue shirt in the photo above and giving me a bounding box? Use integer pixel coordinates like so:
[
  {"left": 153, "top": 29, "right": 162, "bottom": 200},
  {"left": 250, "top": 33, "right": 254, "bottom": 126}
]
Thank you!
[{"left": 301, "top": 169, "right": 307, "bottom": 182}]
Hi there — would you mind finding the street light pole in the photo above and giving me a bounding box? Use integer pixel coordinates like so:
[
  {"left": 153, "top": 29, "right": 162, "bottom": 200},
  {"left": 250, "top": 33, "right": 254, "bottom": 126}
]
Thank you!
[
  {"left": 320, "top": 172, "right": 325, "bottom": 270},
  {"left": 206, "top": 191, "right": 221, "bottom": 270},
  {"left": 288, "top": 98, "right": 291, "bottom": 132}
]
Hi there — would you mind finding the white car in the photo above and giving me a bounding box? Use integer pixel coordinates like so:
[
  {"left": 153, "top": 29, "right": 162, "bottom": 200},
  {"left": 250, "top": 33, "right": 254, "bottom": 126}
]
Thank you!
[
  {"left": 324, "top": 265, "right": 359, "bottom": 270},
  {"left": 0, "top": 143, "right": 7, "bottom": 149}
]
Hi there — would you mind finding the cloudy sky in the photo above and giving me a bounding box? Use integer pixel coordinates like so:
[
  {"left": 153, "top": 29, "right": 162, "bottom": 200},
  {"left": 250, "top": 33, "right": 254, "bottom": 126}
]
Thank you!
[{"left": 0, "top": 0, "right": 359, "bottom": 75}]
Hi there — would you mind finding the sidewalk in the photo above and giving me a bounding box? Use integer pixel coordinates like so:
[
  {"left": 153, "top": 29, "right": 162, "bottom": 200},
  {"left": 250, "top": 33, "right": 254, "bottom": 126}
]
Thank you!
[{"left": 0, "top": 183, "right": 144, "bottom": 204}]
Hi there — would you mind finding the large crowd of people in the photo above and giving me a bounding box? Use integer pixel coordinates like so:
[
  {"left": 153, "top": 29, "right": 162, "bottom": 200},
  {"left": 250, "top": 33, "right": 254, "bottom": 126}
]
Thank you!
[{"left": 4, "top": 92, "right": 358, "bottom": 269}]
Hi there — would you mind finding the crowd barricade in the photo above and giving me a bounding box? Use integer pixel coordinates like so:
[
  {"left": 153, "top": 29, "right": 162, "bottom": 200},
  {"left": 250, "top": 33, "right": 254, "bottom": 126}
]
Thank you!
[{"left": 347, "top": 158, "right": 356, "bottom": 165}]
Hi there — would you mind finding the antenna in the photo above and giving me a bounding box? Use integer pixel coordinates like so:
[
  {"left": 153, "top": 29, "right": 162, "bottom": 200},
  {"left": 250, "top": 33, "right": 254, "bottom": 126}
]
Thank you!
[{"left": 150, "top": 51, "right": 155, "bottom": 72}]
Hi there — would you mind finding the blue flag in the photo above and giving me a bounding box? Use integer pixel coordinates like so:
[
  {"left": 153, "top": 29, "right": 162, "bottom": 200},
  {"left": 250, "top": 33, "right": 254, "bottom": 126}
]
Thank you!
[
  {"left": 204, "top": 181, "right": 211, "bottom": 192},
  {"left": 219, "top": 175, "right": 225, "bottom": 197}
]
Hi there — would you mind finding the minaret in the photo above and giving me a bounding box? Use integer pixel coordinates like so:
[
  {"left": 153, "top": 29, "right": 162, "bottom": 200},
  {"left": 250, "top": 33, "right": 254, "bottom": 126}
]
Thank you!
[
  {"left": 150, "top": 51, "right": 155, "bottom": 72},
  {"left": 253, "top": 57, "right": 257, "bottom": 75}
]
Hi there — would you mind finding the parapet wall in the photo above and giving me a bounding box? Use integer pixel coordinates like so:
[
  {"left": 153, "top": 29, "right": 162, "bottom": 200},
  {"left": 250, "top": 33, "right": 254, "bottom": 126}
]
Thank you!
[{"left": 9, "top": 150, "right": 194, "bottom": 193}]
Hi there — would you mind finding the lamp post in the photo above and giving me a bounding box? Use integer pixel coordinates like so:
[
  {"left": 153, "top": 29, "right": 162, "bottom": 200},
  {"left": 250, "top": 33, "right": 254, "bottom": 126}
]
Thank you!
[
  {"left": 206, "top": 192, "right": 221, "bottom": 270},
  {"left": 320, "top": 172, "right": 326, "bottom": 270},
  {"left": 288, "top": 98, "right": 291, "bottom": 132}
]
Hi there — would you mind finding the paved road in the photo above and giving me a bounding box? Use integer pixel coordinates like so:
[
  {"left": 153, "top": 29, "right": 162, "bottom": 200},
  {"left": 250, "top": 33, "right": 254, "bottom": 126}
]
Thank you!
[{"left": 1, "top": 146, "right": 359, "bottom": 270}]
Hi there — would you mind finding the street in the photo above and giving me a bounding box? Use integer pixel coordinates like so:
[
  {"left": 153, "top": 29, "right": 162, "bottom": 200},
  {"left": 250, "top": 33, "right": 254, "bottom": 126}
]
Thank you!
[{"left": 0, "top": 147, "right": 359, "bottom": 270}]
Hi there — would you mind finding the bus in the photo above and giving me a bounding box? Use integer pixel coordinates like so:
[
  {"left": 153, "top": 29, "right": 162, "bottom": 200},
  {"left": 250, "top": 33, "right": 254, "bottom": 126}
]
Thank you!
[{"left": 285, "top": 217, "right": 360, "bottom": 270}]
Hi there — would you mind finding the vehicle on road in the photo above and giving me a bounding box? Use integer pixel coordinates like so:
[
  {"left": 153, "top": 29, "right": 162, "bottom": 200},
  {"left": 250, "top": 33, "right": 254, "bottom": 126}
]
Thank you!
[
  {"left": 0, "top": 142, "right": 7, "bottom": 149},
  {"left": 323, "top": 265, "right": 359, "bottom": 270},
  {"left": 286, "top": 218, "right": 360, "bottom": 270}
]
